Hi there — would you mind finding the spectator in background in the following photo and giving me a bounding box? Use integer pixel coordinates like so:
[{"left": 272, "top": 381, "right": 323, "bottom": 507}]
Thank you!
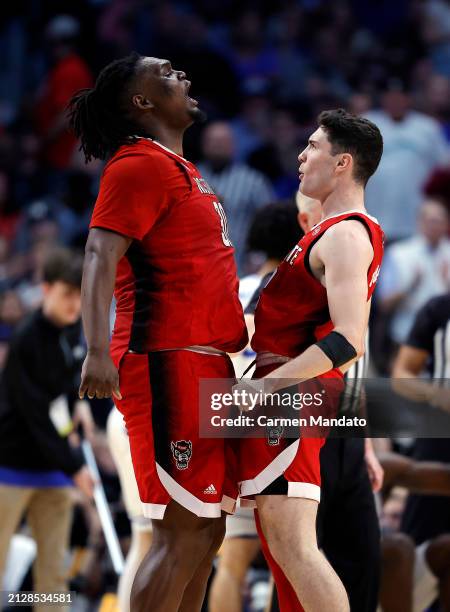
[
  {"left": 423, "top": 0, "right": 450, "bottom": 78},
  {"left": 0, "top": 248, "right": 94, "bottom": 610},
  {"left": 197, "top": 121, "right": 274, "bottom": 271},
  {"left": 240, "top": 201, "right": 300, "bottom": 306},
  {"left": 377, "top": 196, "right": 450, "bottom": 347},
  {"left": 249, "top": 108, "right": 303, "bottom": 198},
  {"left": 231, "top": 89, "right": 272, "bottom": 161},
  {"left": 0, "top": 291, "right": 25, "bottom": 369},
  {"left": 227, "top": 10, "right": 278, "bottom": 95},
  {"left": 422, "top": 73, "right": 450, "bottom": 142},
  {"left": 391, "top": 291, "right": 450, "bottom": 610},
  {"left": 34, "top": 15, "right": 93, "bottom": 175},
  {"left": 52, "top": 170, "right": 93, "bottom": 247},
  {"left": 365, "top": 79, "right": 449, "bottom": 241}
]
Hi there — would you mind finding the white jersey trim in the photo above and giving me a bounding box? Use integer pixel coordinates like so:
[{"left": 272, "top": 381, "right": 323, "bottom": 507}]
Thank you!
[
  {"left": 141, "top": 503, "right": 166, "bottom": 520},
  {"left": 288, "top": 482, "right": 321, "bottom": 502},
  {"left": 143, "top": 463, "right": 233, "bottom": 519},
  {"left": 132, "top": 135, "right": 190, "bottom": 163},
  {"left": 239, "top": 440, "right": 299, "bottom": 496}
]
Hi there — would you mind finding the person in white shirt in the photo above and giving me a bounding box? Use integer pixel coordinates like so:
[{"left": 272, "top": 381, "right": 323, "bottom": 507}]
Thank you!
[
  {"left": 365, "top": 80, "right": 449, "bottom": 241},
  {"left": 377, "top": 196, "right": 450, "bottom": 345}
]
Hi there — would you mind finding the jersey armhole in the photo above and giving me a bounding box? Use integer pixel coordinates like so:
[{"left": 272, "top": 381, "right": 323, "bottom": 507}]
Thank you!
[{"left": 304, "top": 215, "right": 375, "bottom": 281}]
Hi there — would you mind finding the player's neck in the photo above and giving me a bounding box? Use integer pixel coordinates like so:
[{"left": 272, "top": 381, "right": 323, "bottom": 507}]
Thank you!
[
  {"left": 147, "top": 125, "right": 185, "bottom": 157},
  {"left": 320, "top": 182, "right": 365, "bottom": 221}
]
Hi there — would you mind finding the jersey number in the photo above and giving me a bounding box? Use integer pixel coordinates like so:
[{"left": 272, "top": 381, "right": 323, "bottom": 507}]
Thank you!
[{"left": 213, "top": 201, "right": 233, "bottom": 247}]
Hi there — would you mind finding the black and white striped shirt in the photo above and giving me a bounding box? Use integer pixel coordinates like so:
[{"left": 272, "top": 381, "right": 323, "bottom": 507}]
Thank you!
[
  {"left": 197, "top": 161, "right": 274, "bottom": 270},
  {"left": 406, "top": 293, "right": 450, "bottom": 382}
]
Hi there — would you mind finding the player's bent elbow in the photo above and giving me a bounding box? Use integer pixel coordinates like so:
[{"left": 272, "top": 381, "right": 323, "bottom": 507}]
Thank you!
[{"left": 333, "top": 328, "right": 364, "bottom": 360}]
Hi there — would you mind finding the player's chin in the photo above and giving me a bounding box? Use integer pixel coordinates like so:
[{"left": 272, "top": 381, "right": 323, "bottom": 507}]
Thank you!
[
  {"left": 299, "top": 181, "right": 316, "bottom": 199},
  {"left": 188, "top": 105, "right": 207, "bottom": 124}
]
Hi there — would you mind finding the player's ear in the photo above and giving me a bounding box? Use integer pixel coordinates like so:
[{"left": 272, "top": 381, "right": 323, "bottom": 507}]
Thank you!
[
  {"left": 132, "top": 94, "right": 155, "bottom": 110},
  {"left": 336, "top": 153, "right": 352, "bottom": 175},
  {"left": 298, "top": 212, "right": 309, "bottom": 233}
]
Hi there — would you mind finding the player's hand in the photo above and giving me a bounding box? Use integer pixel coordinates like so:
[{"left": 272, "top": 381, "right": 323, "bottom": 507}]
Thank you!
[
  {"left": 365, "top": 445, "right": 384, "bottom": 492},
  {"left": 79, "top": 350, "right": 122, "bottom": 401},
  {"left": 231, "top": 379, "right": 266, "bottom": 412},
  {"left": 430, "top": 387, "right": 450, "bottom": 412},
  {"left": 73, "top": 465, "right": 96, "bottom": 498}
]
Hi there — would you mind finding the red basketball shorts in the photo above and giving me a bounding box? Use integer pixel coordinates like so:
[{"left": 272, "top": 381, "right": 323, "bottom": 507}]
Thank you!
[
  {"left": 238, "top": 364, "right": 344, "bottom": 505},
  {"left": 114, "top": 349, "right": 238, "bottom": 519}
]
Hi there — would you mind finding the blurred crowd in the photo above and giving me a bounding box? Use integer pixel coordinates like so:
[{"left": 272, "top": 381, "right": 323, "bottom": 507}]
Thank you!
[
  {"left": 2, "top": 0, "right": 450, "bottom": 610},
  {"left": 2, "top": 0, "right": 450, "bottom": 348}
]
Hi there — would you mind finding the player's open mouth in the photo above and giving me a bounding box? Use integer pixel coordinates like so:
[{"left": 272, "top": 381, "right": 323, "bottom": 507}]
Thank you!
[{"left": 187, "top": 96, "right": 198, "bottom": 106}]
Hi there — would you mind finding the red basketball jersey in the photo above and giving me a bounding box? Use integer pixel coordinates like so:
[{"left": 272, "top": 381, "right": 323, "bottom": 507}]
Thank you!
[
  {"left": 90, "top": 138, "right": 248, "bottom": 366},
  {"left": 251, "top": 211, "right": 384, "bottom": 358}
]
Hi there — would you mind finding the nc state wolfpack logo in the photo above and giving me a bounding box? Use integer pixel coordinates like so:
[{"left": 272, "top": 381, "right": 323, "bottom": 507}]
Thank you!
[
  {"left": 171, "top": 440, "right": 192, "bottom": 470},
  {"left": 267, "top": 426, "right": 284, "bottom": 446}
]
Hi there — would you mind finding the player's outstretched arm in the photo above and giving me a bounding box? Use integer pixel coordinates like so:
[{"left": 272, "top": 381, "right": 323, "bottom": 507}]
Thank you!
[
  {"left": 79, "top": 228, "right": 131, "bottom": 400},
  {"left": 264, "top": 220, "right": 373, "bottom": 390},
  {"left": 380, "top": 451, "right": 450, "bottom": 496}
]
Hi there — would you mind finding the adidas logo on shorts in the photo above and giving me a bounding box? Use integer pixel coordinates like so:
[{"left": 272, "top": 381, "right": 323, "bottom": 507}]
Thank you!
[{"left": 203, "top": 484, "right": 217, "bottom": 494}]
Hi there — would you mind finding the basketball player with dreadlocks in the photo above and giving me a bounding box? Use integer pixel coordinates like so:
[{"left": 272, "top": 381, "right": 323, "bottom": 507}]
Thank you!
[{"left": 68, "top": 54, "right": 247, "bottom": 612}]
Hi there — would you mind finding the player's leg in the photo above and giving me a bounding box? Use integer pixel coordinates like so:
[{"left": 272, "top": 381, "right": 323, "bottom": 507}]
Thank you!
[
  {"left": 118, "top": 524, "right": 152, "bottom": 612},
  {"left": 131, "top": 501, "right": 221, "bottom": 612},
  {"left": 208, "top": 510, "right": 260, "bottom": 612},
  {"left": 254, "top": 509, "right": 303, "bottom": 612},
  {"left": 426, "top": 534, "right": 450, "bottom": 611},
  {"left": 179, "top": 514, "right": 226, "bottom": 612},
  {"left": 379, "top": 533, "right": 414, "bottom": 612},
  {"left": 129, "top": 350, "right": 238, "bottom": 612},
  {"left": 106, "top": 406, "right": 152, "bottom": 612},
  {"left": 256, "top": 494, "right": 349, "bottom": 611}
]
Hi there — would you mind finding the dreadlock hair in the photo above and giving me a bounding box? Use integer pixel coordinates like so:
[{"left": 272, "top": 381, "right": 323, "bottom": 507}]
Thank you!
[{"left": 68, "top": 53, "right": 146, "bottom": 163}]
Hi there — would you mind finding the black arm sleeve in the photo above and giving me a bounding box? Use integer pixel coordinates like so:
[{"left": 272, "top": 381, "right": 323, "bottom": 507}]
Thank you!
[{"left": 7, "top": 338, "right": 84, "bottom": 476}]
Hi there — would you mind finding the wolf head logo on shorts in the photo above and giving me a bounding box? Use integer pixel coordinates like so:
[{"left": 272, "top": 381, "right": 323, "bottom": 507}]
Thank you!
[
  {"left": 267, "top": 426, "right": 284, "bottom": 446},
  {"left": 171, "top": 440, "right": 192, "bottom": 470}
]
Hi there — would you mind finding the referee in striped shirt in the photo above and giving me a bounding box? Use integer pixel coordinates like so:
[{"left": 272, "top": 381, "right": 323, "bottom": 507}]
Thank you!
[
  {"left": 197, "top": 121, "right": 275, "bottom": 271},
  {"left": 393, "top": 293, "right": 450, "bottom": 546}
]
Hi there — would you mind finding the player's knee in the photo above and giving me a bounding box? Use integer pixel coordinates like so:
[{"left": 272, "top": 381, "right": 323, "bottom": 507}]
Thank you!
[
  {"left": 210, "top": 519, "right": 226, "bottom": 554},
  {"left": 426, "top": 535, "right": 450, "bottom": 578},
  {"left": 218, "top": 539, "right": 256, "bottom": 582},
  {"left": 382, "top": 533, "right": 415, "bottom": 568},
  {"left": 152, "top": 518, "right": 218, "bottom": 562}
]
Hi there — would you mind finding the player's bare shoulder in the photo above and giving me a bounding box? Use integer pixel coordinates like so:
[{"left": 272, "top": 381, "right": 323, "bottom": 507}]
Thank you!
[
  {"left": 319, "top": 219, "right": 373, "bottom": 265},
  {"left": 309, "top": 218, "right": 374, "bottom": 285}
]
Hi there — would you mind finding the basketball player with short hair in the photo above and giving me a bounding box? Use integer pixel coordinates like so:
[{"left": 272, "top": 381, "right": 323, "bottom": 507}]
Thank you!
[
  {"left": 68, "top": 53, "right": 247, "bottom": 612},
  {"left": 234, "top": 109, "right": 384, "bottom": 611}
]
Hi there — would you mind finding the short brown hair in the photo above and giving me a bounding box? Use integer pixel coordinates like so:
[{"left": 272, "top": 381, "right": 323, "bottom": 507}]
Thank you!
[
  {"left": 318, "top": 109, "right": 383, "bottom": 186},
  {"left": 43, "top": 247, "right": 83, "bottom": 288}
]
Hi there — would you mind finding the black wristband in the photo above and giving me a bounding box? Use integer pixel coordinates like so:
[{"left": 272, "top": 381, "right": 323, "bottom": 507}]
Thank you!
[{"left": 315, "top": 331, "right": 357, "bottom": 368}]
